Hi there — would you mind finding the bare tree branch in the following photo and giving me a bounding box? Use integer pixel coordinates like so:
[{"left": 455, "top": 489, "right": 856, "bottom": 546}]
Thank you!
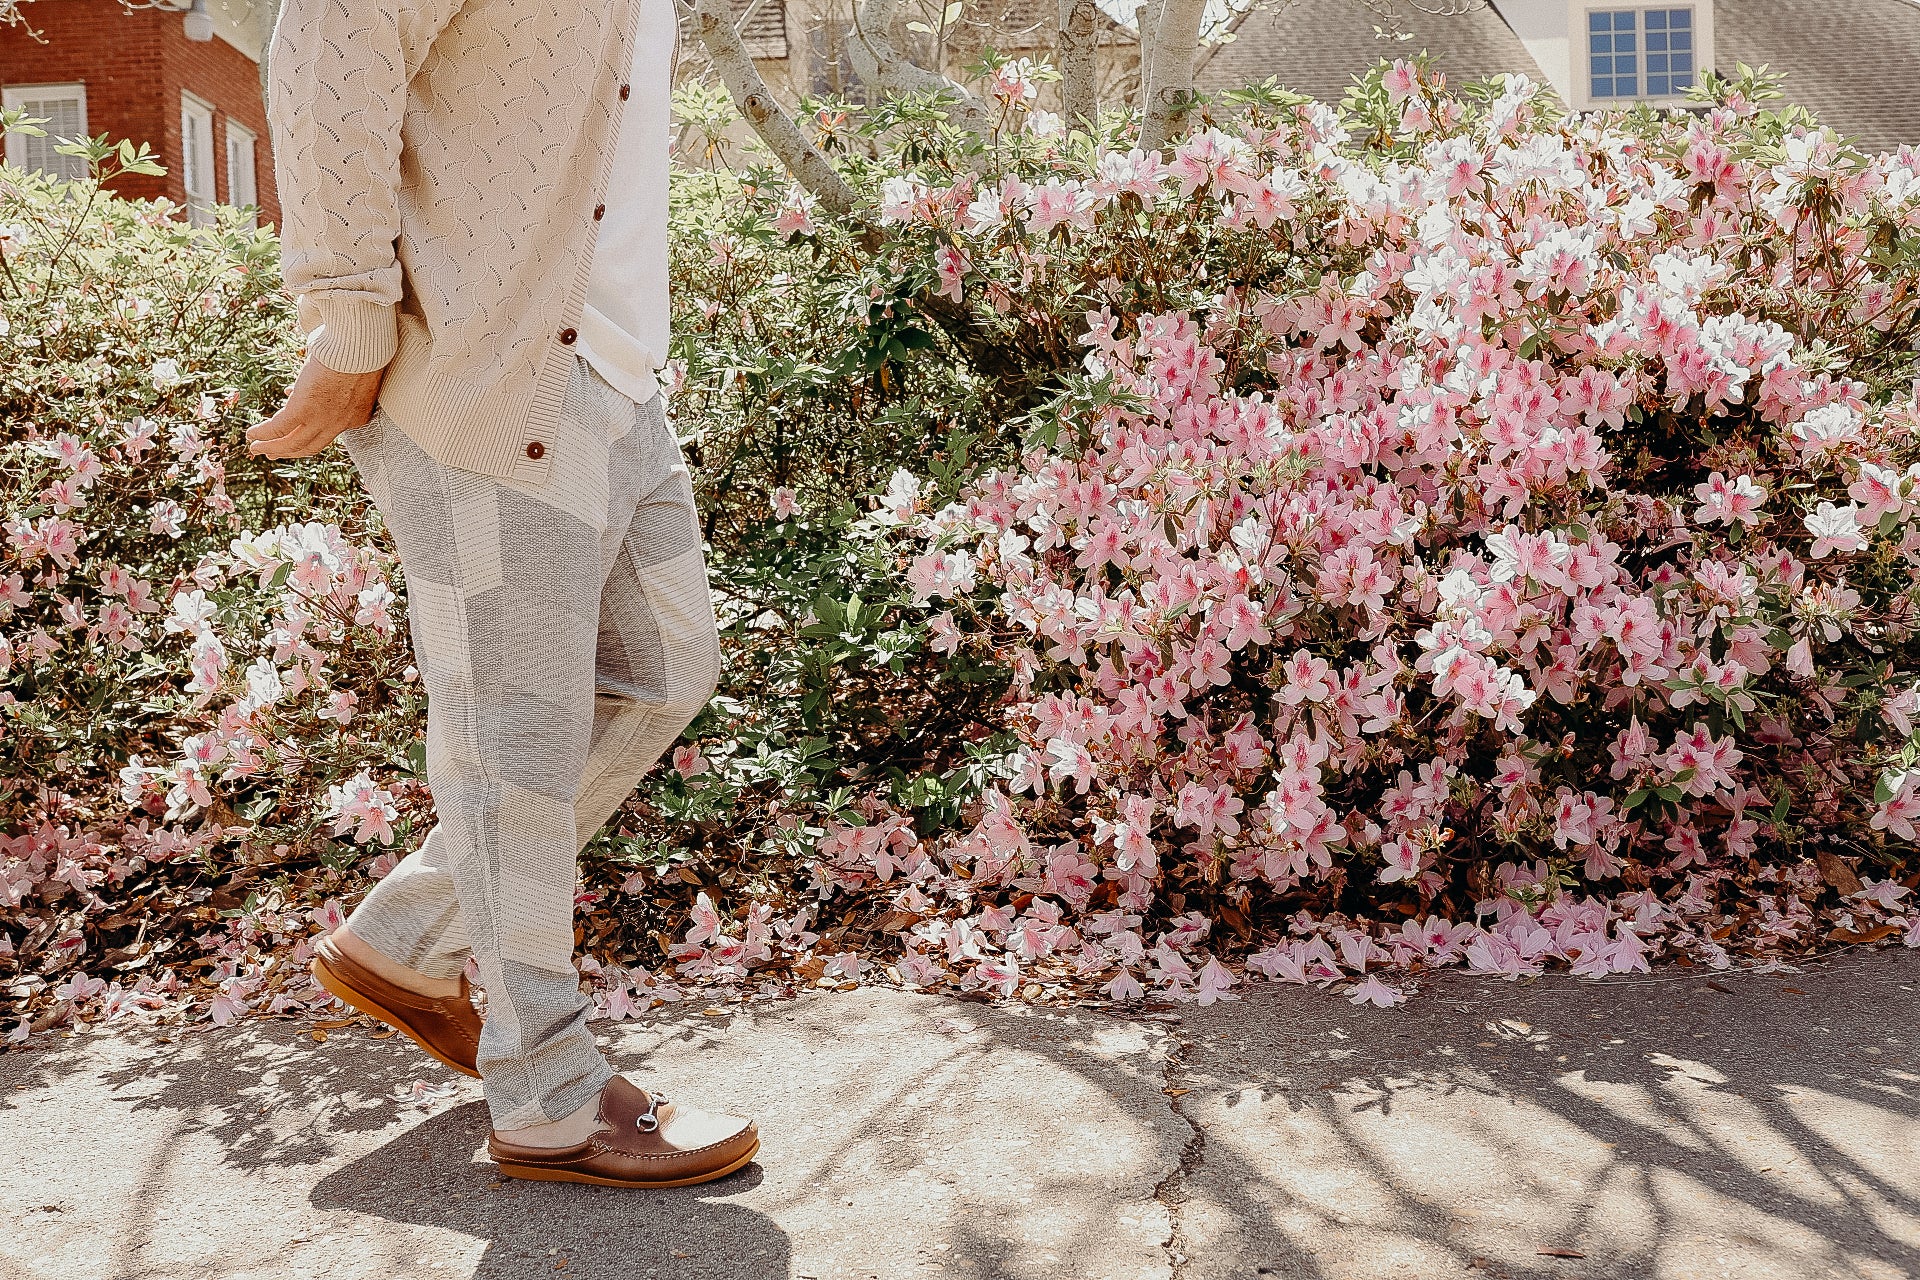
[
  {"left": 1057, "top": 0, "right": 1101, "bottom": 127},
  {"left": 1191, "top": 0, "right": 1278, "bottom": 81},
  {"left": 683, "top": 0, "right": 861, "bottom": 214},
  {"left": 1137, "top": 0, "right": 1205, "bottom": 151},
  {"left": 847, "top": 0, "right": 994, "bottom": 136}
]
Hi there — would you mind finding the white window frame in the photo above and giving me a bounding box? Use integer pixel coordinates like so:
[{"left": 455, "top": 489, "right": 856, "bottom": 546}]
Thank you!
[
  {"left": 1573, "top": 2, "right": 1712, "bottom": 112},
  {"left": 224, "top": 119, "right": 258, "bottom": 224},
  {"left": 180, "top": 92, "right": 217, "bottom": 226},
  {"left": 2, "top": 83, "right": 90, "bottom": 182}
]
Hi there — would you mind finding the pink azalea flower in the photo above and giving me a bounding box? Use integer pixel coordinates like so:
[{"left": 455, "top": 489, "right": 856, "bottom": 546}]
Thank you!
[
  {"left": 672, "top": 745, "right": 710, "bottom": 780},
  {"left": 322, "top": 770, "right": 400, "bottom": 845},
  {"left": 1348, "top": 976, "right": 1405, "bottom": 1008}
]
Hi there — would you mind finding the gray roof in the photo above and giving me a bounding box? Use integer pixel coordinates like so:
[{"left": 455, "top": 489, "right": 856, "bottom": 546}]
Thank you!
[
  {"left": 1195, "top": 0, "right": 1537, "bottom": 104},
  {"left": 1195, "top": 0, "right": 1920, "bottom": 153},
  {"left": 1717, "top": 0, "right": 1920, "bottom": 152}
]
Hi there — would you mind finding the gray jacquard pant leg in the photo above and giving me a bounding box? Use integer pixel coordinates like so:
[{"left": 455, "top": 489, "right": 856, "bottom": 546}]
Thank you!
[{"left": 339, "top": 359, "right": 718, "bottom": 1129}]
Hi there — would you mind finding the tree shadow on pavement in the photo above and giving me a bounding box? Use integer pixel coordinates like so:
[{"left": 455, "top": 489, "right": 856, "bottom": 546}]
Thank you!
[
  {"left": 1152, "top": 948, "right": 1920, "bottom": 1280},
  {"left": 308, "top": 1100, "right": 785, "bottom": 1280},
  {"left": 0, "top": 1015, "right": 443, "bottom": 1171}
]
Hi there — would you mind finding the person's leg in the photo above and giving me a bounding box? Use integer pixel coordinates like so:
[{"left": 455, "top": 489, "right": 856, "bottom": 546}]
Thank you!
[
  {"left": 573, "top": 390, "right": 721, "bottom": 843},
  {"left": 500, "top": 382, "right": 720, "bottom": 1149},
  {"left": 327, "top": 415, "right": 474, "bottom": 999},
  {"left": 340, "top": 389, "right": 715, "bottom": 986},
  {"left": 333, "top": 378, "right": 620, "bottom": 1130},
  {"left": 332, "top": 825, "right": 470, "bottom": 995}
]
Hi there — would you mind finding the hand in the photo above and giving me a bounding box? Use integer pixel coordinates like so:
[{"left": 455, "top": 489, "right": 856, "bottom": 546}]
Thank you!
[{"left": 246, "top": 354, "right": 385, "bottom": 459}]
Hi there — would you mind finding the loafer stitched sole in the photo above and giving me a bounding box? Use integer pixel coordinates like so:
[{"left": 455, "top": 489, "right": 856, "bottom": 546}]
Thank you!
[
  {"left": 310, "top": 953, "right": 483, "bottom": 1079},
  {"left": 493, "top": 1136, "right": 761, "bottom": 1188}
]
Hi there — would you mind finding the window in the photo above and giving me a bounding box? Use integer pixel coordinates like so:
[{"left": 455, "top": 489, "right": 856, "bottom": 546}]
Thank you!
[
  {"left": 1643, "top": 8, "right": 1695, "bottom": 97},
  {"left": 732, "top": 0, "right": 787, "bottom": 60},
  {"left": 2, "top": 83, "right": 89, "bottom": 182},
  {"left": 180, "top": 94, "right": 216, "bottom": 226},
  {"left": 225, "top": 120, "right": 257, "bottom": 223},
  {"left": 1588, "top": 8, "right": 1694, "bottom": 100}
]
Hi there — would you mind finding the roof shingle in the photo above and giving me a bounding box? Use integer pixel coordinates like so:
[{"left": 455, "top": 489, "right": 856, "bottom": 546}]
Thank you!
[
  {"left": 1194, "top": 0, "right": 1536, "bottom": 103},
  {"left": 1717, "top": 0, "right": 1920, "bottom": 152}
]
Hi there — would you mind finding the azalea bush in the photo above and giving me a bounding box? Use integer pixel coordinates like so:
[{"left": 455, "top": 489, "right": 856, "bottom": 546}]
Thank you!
[
  {"left": 0, "top": 115, "right": 425, "bottom": 1025},
  {"left": 653, "top": 61, "right": 1920, "bottom": 1007}
]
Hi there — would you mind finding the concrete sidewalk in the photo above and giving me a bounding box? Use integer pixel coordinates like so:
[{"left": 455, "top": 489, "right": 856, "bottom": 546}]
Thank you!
[{"left": 1, "top": 951, "right": 1914, "bottom": 1280}]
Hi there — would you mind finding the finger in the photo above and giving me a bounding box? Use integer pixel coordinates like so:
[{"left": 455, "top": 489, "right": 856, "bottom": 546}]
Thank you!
[
  {"left": 248, "top": 412, "right": 320, "bottom": 457},
  {"left": 248, "top": 420, "right": 307, "bottom": 456},
  {"left": 251, "top": 398, "right": 352, "bottom": 456},
  {"left": 245, "top": 416, "right": 289, "bottom": 446},
  {"left": 257, "top": 416, "right": 346, "bottom": 459}
]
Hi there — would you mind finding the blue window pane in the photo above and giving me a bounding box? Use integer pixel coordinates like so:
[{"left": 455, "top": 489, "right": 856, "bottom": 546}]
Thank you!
[
  {"left": 1670, "top": 30, "right": 1692, "bottom": 50},
  {"left": 1590, "top": 10, "right": 1610, "bottom": 29},
  {"left": 1666, "top": 7, "right": 1691, "bottom": 28},
  {"left": 1646, "top": 8, "right": 1667, "bottom": 28}
]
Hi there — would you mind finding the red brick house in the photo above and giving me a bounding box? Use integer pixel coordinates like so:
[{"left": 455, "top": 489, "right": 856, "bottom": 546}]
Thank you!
[{"left": 0, "top": 0, "right": 280, "bottom": 225}]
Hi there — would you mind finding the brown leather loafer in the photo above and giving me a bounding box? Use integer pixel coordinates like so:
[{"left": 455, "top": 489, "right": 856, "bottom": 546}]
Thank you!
[
  {"left": 310, "top": 934, "right": 483, "bottom": 1078},
  {"left": 488, "top": 1077, "right": 760, "bottom": 1188}
]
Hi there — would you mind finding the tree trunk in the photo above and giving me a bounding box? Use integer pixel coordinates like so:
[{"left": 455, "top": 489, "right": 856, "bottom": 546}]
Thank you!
[
  {"left": 847, "top": 0, "right": 993, "bottom": 137},
  {"left": 1137, "top": 0, "right": 1205, "bottom": 152},
  {"left": 684, "top": 0, "right": 859, "bottom": 214},
  {"left": 1057, "top": 0, "right": 1100, "bottom": 129}
]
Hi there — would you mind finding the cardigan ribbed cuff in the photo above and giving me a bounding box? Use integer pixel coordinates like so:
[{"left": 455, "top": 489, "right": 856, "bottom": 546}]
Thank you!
[{"left": 305, "top": 295, "right": 399, "bottom": 375}]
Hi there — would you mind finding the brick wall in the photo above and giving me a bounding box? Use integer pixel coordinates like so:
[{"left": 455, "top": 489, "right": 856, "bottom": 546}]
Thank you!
[
  {"left": 158, "top": 4, "right": 279, "bottom": 226},
  {"left": 0, "top": 0, "right": 280, "bottom": 225}
]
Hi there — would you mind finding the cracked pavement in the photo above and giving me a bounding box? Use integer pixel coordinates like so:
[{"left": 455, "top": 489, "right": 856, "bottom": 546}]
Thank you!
[{"left": 2, "top": 948, "right": 1915, "bottom": 1280}]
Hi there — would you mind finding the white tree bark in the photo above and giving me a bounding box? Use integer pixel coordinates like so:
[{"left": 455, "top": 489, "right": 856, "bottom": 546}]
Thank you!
[
  {"left": 1136, "top": 0, "right": 1206, "bottom": 152},
  {"left": 847, "top": 0, "right": 994, "bottom": 137},
  {"left": 1057, "top": 0, "right": 1101, "bottom": 128},
  {"left": 685, "top": 0, "right": 860, "bottom": 214}
]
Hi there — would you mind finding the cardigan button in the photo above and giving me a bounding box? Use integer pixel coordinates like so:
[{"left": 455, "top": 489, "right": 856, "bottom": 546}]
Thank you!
[
  {"left": 559, "top": 327, "right": 578, "bottom": 345},
  {"left": 594, "top": 203, "right": 606, "bottom": 220},
  {"left": 619, "top": 83, "right": 631, "bottom": 100},
  {"left": 526, "top": 441, "right": 546, "bottom": 460}
]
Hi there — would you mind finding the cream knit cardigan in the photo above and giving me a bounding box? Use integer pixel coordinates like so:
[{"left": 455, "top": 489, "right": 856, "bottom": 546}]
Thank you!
[{"left": 266, "top": 0, "right": 642, "bottom": 481}]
